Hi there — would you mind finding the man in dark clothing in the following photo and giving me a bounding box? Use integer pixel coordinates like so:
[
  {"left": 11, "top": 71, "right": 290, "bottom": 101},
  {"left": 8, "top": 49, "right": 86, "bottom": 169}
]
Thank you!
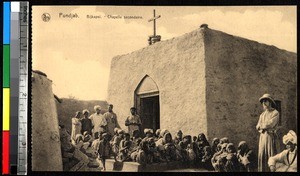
[{"left": 81, "top": 109, "right": 93, "bottom": 135}]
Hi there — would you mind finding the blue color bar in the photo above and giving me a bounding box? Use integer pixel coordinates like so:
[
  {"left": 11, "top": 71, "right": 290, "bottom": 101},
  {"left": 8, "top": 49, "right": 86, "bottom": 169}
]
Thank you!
[{"left": 3, "top": 2, "right": 11, "bottom": 44}]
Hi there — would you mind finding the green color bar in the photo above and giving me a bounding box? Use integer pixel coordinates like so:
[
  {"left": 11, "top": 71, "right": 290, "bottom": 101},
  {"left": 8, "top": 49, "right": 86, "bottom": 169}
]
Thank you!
[{"left": 3, "top": 45, "right": 10, "bottom": 88}]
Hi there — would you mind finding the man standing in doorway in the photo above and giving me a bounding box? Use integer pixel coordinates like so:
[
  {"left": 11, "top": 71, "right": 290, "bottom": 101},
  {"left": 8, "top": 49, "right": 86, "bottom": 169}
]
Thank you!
[
  {"left": 103, "top": 104, "right": 121, "bottom": 139},
  {"left": 256, "top": 94, "right": 279, "bottom": 172},
  {"left": 125, "top": 107, "right": 142, "bottom": 137},
  {"left": 89, "top": 105, "right": 107, "bottom": 139}
]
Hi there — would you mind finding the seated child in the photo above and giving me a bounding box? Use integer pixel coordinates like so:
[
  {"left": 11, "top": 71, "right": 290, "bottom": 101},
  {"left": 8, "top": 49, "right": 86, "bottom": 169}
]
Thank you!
[
  {"left": 130, "top": 138, "right": 142, "bottom": 162},
  {"left": 174, "top": 138, "right": 183, "bottom": 161},
  {"left": 110, "top": 128, "right": 120, "bottom": 145},
  {"left": 197, "top": 133, "right": 210, "bottom": 159},
  {"left": 187, "top": 143, "right": 196, "bottom": 162},
  {"left": 143, "top": 128, "right": 154, "bottom": 142},
  {"left": 211, "top": 143, "right": 222, "bottom": 171},
  {"left": 211, "top": 143, "right": 228, "bottom": 172},
  {"left": 202, "top": 146, "right": 214, "bottom": 170},
  {"left": 111, "top": 129, "right": 124, "bottom": 160},
  {"left": 148, "top": 137, "right": 163, "bottom": 163},
  {"left": 191, "top": 136, "right": 200, "bottom": 162},
  {"left": 211, "top": 138, "right": 220, "bottom": 155},
  {"left": 174, "top": 130, "right": 183, "bottom": 142},
  {"left": 136, "top": 140, "right": 149, "bottom": 165},
  {"left": 118, "top": 133, "right": 133, "bottom": 162},
  {"left": 224, "top": 143, "right": 239, "bottom": 172},
  {"left": 91, "top": 133, "right": 100, "bottom": 150},
  {"left": 154, "top": 129, "right": 161, "bottom": 142},
  {"left": 163, "top": 132, "right": 177, "bottom": 161},
  {"left": 237, "top": 141, "right": 255, "bottom": 172},
  {"left": 132, "top": 129, "right": 142, "bottom": 147},
  {"left": 179, "top": 135, "right": 191, "bottom": 161},
  {"left": 83, "top": 131, "right": 93, "bottom": 142},
  {"left": 74, "top": 134, "right": 84, "bottom": 149},
  {"left": 82, "top": 131, "right": 93, "bottom": 150}
]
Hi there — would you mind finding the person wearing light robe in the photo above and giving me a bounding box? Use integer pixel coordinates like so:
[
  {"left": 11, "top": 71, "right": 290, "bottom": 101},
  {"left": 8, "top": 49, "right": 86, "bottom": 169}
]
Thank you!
[
  {"left": 71, "top": 111, "right": 82, "bottom": 145},
  {"left": 125, "top": 107, "right": 141, "bottom": 137},
  {"left": 89, "top": 105, "right": 107, "bottom": 139},
  {"left": 103, "top": 104, "right": 121, "bottom": 138},
  {"left": 268, "top": 130, "right": 297, "bottom": 172},
  {"left": 256, "top": 94, "right": 279, "bottom": 172}
]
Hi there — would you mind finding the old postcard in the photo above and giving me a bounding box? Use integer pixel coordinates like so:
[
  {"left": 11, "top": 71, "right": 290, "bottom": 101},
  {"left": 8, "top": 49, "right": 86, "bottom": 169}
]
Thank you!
[{"left": 31, "top": 6, "right": 297, "bottom": 172}]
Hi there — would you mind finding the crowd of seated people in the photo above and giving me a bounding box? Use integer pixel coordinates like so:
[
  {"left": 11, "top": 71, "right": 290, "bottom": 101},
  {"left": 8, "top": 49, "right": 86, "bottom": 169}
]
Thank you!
[
  {"left": 76, "top": 127, "right": 255, "bottom": 171},
  {"left": 68, "top": 104, "right": 296, "bottom": 172}
]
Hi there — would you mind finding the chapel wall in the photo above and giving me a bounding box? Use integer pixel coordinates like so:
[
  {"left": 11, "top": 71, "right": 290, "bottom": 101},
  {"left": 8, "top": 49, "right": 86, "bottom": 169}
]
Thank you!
[
  {"left": 107, "top": 29, "right": 208, "bottom": 137},
  {"left": 204, "top": 28, "right": 297, "bottom": 156}
]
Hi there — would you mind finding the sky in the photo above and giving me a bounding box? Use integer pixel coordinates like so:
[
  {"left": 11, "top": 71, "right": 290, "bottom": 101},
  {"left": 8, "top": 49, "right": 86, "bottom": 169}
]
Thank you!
[{"left": 32, "top": 6, "right": 297, "bottom": 100}]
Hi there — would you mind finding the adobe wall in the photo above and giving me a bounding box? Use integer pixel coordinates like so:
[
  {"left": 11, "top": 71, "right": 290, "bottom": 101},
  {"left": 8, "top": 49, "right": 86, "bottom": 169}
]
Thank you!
[
  {"left": 107, "top": 29, "right": 207, "bottom": 136},
  {"left": 203, "top": 28, "right": 297, "bottom": 154},
  {"left": 32, "top": 72, "right": 63, "bottom": 171}
]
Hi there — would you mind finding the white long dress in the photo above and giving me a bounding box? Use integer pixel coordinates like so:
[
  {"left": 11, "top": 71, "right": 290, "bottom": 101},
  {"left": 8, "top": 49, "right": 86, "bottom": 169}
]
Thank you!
[
  {"left": 71, "top": 117, "right": 82, "bottom": 144},
  {"left": 256, "top": 108, "right": 279, "bottom": 172}
]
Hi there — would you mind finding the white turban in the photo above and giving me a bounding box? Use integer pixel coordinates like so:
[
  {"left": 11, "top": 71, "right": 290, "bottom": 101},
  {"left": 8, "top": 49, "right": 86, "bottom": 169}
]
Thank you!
[
  {"left": 114, "top": 128, "right": 120, "bottom": 133},
  {"left": 283, "top": 130, "right": 297, "bottom": 145},
  {"left": 117, "top": 129, "right": 124, "bottom": 134},
  {"left": 144, "top": 128, "right": 153, "bottom": 134},
  {"left": 159, "top": 129, "right": 169, "bottom": 138},
  {"left": 82, "top": 109, "right": 90, "bottom": 114},
  {"left": 94, "top": 105, "right": 101, "bottom": 111}
]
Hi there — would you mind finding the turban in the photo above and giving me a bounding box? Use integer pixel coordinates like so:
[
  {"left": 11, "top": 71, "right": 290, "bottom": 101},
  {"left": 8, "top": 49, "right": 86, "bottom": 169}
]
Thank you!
[
  {"left": 75, "top": 111, "right": 81, "bottom": 116},
  {"left": 82, "top": 109, "right": 90, "bottom": 114},
  {"left": 220, "top": 137, "right": 229, "bottom": 144},
  {"left": 238, "top": 141, "right": 248, "bottom": 150},
  {"left": 160, "top": 129, "right": 169, "bottom": 137},
  {"left": 117, "top": 129, "right": 124, "bottom": 134},
  {"left": 283, "top": 130, "right": 297, "bottom": 145},
  {"left": 155, "top": 129, "right": 161, "bottom": 136},
  {"left": 101, "top": 133, "right": 109, "bottom": 138},
  {"left": 144, "top": 128, "right": 153, "bottom": 134},
  {"left": 221, "top": 143, "right": 228, "bottom": 150},
  {"left": 114, "top": 128, "right": 120, "bottom": 133},
  {"left": 94, "top": 105, "right": 101, "bottom": 111},
  {"left": 212, "top": 138, "right": 220, "bottom": 144},
  {"left": 226, "top": 143, "right": 236, "bottom": 152}
]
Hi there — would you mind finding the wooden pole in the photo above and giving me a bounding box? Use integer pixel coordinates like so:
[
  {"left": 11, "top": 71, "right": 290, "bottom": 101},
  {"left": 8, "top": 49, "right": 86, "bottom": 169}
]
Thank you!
[{"left": 153, "top": 9, "right": 156, "bottom": 36}]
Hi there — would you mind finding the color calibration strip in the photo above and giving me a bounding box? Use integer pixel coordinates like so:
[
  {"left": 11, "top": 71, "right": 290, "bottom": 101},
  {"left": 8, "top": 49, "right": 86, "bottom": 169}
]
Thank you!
[
  {"left": 10, "top": 1, "right": 21, "bottom": 175},
  {"left": 3, "top": 2, "right": 29, "bottom": 175},
  {"left": 17, "top": 2, "right": 29, "bottom": 175},
  {"left": 3, "top": 2, "right": 11, "bottom": 175}
]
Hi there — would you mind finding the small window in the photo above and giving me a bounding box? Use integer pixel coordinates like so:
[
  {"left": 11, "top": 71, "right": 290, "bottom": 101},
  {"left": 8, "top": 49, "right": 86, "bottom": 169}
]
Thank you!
[{"left": 274, "top": 100, "right": 281, "bottom": 126}]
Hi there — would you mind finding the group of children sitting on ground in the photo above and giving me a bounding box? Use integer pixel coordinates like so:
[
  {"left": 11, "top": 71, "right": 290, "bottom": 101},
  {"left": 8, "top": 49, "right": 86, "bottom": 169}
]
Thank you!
[{"left": 73, "top": 127, "right": 255, "bottom": 171}]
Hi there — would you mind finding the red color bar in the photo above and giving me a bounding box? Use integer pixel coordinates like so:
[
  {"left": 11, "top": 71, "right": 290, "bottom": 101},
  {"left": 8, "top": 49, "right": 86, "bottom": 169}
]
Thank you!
[{"left": 2, "top": 131, "right": 10, "bottom": 174}]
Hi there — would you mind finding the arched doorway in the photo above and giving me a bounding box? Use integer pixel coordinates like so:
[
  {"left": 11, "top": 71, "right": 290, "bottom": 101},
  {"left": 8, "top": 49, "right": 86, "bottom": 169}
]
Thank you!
[{"left": 134, "top": 75, "right": 160, "bottom": 132}]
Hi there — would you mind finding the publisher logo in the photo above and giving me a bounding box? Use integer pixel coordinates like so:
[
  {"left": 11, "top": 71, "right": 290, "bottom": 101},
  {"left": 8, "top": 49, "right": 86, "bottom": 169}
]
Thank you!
[{"left": 42, "top": 13, "right": 51, "bottom": 22}]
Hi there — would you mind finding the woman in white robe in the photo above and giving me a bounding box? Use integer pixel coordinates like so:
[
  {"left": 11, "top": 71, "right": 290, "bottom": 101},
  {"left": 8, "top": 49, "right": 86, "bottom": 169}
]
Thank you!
[{"left": 256, "top": 94, "right": 279, "bottom": 172}]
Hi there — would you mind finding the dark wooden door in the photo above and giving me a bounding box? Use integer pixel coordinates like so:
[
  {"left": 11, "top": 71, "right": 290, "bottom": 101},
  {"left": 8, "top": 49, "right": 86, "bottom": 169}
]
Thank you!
[{"left": 140, "top": 96, "right": 160, "bottom": 132}]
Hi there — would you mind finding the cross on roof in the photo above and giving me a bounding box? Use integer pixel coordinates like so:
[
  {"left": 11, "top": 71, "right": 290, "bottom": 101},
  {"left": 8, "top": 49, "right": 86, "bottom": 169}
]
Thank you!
[{"left": 148, "top": 9, "right": 161, "bottom": 36}]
